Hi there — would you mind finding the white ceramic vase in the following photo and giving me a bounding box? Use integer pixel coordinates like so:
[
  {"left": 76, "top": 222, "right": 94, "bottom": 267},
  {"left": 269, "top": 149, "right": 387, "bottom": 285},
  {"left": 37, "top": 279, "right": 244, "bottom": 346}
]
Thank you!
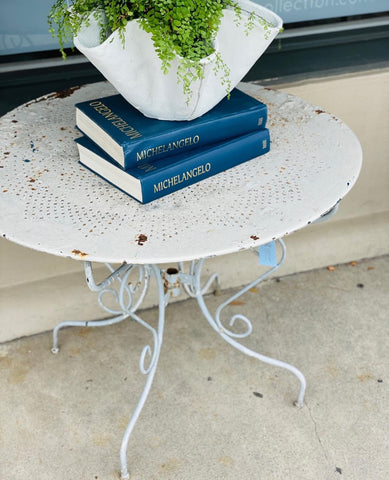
[{"left": 74, "top": 0, "right": 282, "bottom": 120}]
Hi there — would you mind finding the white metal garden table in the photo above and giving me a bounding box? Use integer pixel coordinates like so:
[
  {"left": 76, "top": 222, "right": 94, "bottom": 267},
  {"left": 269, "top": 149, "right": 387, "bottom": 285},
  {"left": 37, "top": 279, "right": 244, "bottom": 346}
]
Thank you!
[{"left": 0, "top": 82, "right": 362, "bottom": 479}]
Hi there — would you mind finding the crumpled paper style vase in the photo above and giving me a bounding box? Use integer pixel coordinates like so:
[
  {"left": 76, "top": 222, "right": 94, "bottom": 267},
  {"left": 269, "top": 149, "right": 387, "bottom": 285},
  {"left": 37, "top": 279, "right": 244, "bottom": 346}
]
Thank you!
[{"left": 74, "top": 0, "right": 282, "bottom": 120}]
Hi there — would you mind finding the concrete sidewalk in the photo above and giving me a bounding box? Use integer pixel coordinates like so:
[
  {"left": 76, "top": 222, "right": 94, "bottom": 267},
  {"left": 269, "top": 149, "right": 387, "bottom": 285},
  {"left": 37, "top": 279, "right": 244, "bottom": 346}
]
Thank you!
[{"left": 0, "top": 256, "right": 388, "bottom": 480}]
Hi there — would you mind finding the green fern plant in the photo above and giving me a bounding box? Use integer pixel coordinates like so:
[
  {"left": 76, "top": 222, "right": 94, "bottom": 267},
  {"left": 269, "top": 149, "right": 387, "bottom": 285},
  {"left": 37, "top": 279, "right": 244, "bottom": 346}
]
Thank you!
[{"left": 48, "top": 0, "right": 276, "bottom": 102}]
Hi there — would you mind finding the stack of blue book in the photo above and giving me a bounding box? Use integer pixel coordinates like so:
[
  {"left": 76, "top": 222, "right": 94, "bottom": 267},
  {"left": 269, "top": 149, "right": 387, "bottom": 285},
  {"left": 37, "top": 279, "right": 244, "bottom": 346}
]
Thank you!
[{"left": 75, "top": 89, "right": 270, "bottom": 204}]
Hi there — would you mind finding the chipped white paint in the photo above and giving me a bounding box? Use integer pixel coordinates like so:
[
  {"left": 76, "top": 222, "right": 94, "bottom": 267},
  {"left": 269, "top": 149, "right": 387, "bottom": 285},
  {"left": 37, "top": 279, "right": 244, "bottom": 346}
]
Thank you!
[{"left": 0, "top": 82, "right": 362, "bottom": 264}]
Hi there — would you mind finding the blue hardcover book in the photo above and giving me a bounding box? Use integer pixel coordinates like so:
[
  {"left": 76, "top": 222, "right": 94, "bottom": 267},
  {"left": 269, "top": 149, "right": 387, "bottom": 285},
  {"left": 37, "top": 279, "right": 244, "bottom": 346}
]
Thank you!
[
  {"left": 75, "top": 88, "right": 268, "bottom": 170},
  {"left": 76, "top": 129, "right": 270, "bottom": 204}
]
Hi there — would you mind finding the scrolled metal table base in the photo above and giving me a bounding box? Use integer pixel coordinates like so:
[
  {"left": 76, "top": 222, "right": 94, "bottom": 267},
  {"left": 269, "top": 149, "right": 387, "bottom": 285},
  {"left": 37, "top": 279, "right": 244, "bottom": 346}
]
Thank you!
[{"left": 51, "top": 239, "right": 305, "bottom": 480}]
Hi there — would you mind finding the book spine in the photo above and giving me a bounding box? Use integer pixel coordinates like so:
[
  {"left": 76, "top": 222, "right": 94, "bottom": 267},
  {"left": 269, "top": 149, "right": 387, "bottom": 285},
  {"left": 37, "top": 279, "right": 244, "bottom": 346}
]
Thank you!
[
  {"left": 139, "top": 129, "right": 270, "bottom": 203},
  {"left": 123, "top": 107, "right": 267, "bottom": 169}
]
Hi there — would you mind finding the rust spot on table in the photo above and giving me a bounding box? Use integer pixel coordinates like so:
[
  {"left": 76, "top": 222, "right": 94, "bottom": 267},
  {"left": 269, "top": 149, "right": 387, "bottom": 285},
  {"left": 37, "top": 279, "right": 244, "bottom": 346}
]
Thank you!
[
  {"left": 71, "top": 249, "right": 88, "bottom": 257},
  {"left": 136, "top": 234, "right": 148, "bottom": 246}
]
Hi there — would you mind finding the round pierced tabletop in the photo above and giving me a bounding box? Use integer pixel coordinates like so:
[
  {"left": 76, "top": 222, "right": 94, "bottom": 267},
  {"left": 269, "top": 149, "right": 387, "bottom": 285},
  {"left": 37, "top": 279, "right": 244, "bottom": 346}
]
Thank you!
[{"left": 0, "top": 82, "right": 362, "bottom": 264}]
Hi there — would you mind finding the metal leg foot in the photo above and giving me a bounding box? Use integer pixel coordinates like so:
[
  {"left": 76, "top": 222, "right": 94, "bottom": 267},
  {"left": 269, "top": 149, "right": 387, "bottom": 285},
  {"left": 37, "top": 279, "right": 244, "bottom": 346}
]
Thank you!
[{"left": 51, "top": 315, "right": 129, "bottom": 354}]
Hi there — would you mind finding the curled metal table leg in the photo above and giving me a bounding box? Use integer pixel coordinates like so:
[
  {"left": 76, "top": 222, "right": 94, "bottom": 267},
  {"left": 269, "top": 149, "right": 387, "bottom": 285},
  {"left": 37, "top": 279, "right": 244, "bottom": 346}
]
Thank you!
[
  {"left": 50, "top": 239, "right": 307, "bottom": 478},
  {"left": 119, "top": 264, "right": 167, "bottom": 480},
  {"left": 192, "top": 239, "right": 306, "bottom": 407},
  {"left": 51, "top": 261, "right": 167, "bottom": 480},
  {"left": 50, "top": 261, "right": 166, "bottom": 479},
  {"left": 51, "top": 262, "right": 149, "bottom": 353}
]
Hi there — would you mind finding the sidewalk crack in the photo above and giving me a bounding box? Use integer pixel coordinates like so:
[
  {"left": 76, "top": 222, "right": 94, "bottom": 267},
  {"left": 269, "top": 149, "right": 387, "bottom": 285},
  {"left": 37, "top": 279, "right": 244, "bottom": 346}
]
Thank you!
[{"left": 305, "top": 399, "right": 330, "bottom": 465}]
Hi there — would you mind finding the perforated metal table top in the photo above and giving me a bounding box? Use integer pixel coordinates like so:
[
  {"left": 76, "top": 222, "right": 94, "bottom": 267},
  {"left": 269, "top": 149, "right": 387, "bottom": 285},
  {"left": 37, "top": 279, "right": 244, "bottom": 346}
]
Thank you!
[{"left": 0, "top": 82, "right": 362, "bottom": 264}]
